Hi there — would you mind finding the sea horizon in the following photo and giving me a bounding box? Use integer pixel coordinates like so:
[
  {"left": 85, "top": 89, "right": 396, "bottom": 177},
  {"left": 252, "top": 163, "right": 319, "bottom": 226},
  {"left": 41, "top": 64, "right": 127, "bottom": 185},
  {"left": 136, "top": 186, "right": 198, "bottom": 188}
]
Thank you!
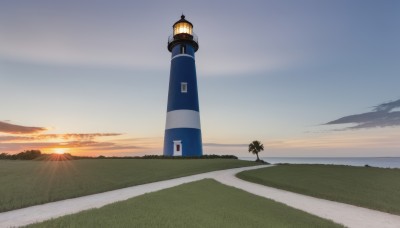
[{"left": 238, "top": 156, "right": 400, "bottom": 169}]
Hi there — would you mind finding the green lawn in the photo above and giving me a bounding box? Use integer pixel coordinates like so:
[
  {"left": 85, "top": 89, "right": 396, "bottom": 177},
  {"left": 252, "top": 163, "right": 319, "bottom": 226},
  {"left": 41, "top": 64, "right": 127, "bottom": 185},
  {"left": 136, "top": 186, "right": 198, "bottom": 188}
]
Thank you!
[
  {"left": 237, "top": 164, "right": 400, "bottom": 215},
  {"left": 27, "top": 179, "right": 343, "bottom": 228},
  {"left": 0, "top": 159, "right": 255, "bottom": 212}
]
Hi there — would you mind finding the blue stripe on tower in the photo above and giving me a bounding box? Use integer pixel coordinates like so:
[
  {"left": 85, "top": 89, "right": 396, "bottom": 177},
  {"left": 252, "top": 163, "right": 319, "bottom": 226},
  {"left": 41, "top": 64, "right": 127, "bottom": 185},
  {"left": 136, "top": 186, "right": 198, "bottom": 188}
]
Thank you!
[
  {"left": 167, "top": 51, "right": 199, "bottom": 112},
  {"left": 164, "top": 15, "right": 202, "bottom": 157}
]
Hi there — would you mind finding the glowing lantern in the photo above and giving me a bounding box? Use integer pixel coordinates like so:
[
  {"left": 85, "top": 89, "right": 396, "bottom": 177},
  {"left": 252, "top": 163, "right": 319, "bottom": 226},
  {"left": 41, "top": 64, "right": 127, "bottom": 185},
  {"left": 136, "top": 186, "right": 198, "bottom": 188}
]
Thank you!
[{"left": 173, "top": 15, "right": 193, "bottom": 36}]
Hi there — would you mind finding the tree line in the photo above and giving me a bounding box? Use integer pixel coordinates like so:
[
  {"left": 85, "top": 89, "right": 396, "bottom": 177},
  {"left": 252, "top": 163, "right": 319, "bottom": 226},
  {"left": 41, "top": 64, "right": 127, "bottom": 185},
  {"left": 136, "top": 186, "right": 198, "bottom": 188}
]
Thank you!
[
  {"left": 0, "top": 150, "right": 238, "bottom": 160},
  {"left": 0, "top": 150, "right": 43, "bottom": 160}
]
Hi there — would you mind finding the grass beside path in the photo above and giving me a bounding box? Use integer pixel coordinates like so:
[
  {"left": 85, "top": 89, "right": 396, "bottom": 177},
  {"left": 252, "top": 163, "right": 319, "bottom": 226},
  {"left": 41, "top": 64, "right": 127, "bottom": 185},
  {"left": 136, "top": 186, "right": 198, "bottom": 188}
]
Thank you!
[
  {"left": 0, "top": 159, "right": 255, "bottom": 212},
  {"left": 237, "top": 164, "right": 400, "bottom": 215},
  {"left": 27, "top": 179, "right": 343, "bottom": 228}
]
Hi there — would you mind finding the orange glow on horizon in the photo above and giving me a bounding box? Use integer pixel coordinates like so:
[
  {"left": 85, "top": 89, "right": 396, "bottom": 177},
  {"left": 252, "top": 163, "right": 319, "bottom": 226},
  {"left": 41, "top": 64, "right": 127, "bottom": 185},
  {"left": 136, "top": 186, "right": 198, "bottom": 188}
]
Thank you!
[{"left": 53, "top": 148, "right": 68, "bottom": 154}]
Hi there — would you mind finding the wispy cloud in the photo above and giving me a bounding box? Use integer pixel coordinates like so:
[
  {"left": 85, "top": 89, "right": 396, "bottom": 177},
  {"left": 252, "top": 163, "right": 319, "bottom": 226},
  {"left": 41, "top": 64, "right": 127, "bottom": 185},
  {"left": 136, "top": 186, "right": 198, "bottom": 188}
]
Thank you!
[
  {"left": 203, "top": 143, "right": 248, "bottom": 147},
  {"left": 35, "top": 133, "right": 122, "bottom": 141},
  {"left": 0, "top": 141, "right": 144, "bottom": 153},
  {"left": 0, "top": 120, "right": 138, "bottom": 154},
  {"left": 325, "top": 99, "right": 400, "bottom": 130},
  {"left": 0, "top": 124, "right": 151, "bottom": 155},
  {"left": 0, "top": 136, "right": 33, "bottom": 142},
  {"left": 372, "top": 99, "right": 400, "bottom": 112},
  {"left": 0, "top": 142, "right": 56, "bottom": 152},
  {"left": 88, "top": 145, "right": 144, "bottom": 151},
  {"left": 0, "top": 121, "right": 46, "bottom": 134},
  {"left": 0, "top": 133, "right": 122, "bottom": 142}
]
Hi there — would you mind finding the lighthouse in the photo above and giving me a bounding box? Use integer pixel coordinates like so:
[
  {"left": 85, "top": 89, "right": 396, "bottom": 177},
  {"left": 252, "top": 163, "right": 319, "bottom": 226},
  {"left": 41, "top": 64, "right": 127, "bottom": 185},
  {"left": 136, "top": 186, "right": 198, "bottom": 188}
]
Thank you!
[{"left": 163, "top": 15, "right": 203, "bottom": 157}]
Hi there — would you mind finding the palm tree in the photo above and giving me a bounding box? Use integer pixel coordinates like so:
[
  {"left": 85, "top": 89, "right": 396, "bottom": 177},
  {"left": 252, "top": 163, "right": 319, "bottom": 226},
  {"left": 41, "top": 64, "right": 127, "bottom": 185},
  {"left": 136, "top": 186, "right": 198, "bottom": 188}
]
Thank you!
[{"left": 248, "top": 140, "right": 264, "bottom": 162}]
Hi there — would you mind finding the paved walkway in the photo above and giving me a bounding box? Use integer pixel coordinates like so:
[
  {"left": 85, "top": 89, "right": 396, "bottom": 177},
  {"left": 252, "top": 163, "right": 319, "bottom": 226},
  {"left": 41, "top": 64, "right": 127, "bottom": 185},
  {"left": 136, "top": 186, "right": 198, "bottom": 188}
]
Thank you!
[
  {"left": 0, "top": 165, "right": 265, "bottom": 227},
  {"left": 213, "top": 167, "right": 400, "bottom": 228},
  {"left": 1, "top": 165, "right": 400, "bottom": 228}
]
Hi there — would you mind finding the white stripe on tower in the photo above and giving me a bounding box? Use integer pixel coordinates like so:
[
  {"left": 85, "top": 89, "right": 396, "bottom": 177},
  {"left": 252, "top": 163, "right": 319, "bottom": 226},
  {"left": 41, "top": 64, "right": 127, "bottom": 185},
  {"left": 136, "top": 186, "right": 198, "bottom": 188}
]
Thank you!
[
  {"left": 165, "top": 110, "right": 201, "bottom": 130},
  {"left": 171, "top": 54, "right": 195, "bottom": 60}
]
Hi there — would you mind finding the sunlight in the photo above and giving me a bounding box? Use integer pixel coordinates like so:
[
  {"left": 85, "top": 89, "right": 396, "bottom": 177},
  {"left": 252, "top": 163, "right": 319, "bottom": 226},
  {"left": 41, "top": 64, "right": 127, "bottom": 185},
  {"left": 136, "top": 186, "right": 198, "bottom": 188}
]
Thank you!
[{"left": 53, "top": 148, "right": 68, "bottom": 154}]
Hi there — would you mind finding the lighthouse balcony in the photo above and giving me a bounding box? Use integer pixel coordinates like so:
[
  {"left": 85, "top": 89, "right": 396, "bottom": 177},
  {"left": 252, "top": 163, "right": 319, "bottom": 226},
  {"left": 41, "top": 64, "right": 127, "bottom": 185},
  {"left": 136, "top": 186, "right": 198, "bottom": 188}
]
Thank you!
[{"left": 168, "top": 33, "right": 199, "bottom": 52}]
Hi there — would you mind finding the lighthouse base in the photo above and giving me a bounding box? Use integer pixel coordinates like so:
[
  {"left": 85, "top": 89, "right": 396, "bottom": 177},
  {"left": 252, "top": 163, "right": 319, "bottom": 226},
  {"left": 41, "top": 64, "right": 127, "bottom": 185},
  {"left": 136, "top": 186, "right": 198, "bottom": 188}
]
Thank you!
[{"left": 163, "top": 128, "right": 202, "bottom": 157}]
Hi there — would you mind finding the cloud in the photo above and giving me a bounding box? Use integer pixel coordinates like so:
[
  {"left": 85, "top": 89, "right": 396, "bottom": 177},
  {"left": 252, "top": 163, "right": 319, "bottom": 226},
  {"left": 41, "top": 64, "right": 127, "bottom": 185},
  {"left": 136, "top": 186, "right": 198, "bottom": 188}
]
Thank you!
[
  {"left": 373, "top": 99, "right": 400, "bottom": 112},
  {"left": 0, "top": 132, "right": 146, "bottom": 154},
  {"left": 203, "top": 143, "right": 248, "bottom": 148},
  {"left": 325, "top": 99, "right": 400, "bottom": 130},
  {"left": 0, "top": 142, "right": 56, "bottom": 152},
  {"left": 89, "top": 145, "right": 144, "bottom": 151},
  {"left": 0, "top": 136, "right": 34, "bottom": 142},
  {"left": 35, "top": 133, "right": 122, "bottom": 141},
  {"left": 0, "top": 121, "right": 47, "bottom": 134},
  {"left": 59, "top": 141, "right": 113, "bottom": 148},
  {"left": 0, "top": 133, "right": 122, "bottom": 141},
  {"left": 0, "top": 119, "right": 142, "bottom": 154},
  {"left": 0, "top": 140, "right": 145, "bottom": 154}
]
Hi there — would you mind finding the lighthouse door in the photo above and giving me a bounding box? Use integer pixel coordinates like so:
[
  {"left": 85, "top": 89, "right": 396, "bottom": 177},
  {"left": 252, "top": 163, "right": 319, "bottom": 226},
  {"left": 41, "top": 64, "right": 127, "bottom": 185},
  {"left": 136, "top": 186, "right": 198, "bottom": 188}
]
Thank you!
[{"left": 173, "top": 140, "right": 182, "bottom": 156}]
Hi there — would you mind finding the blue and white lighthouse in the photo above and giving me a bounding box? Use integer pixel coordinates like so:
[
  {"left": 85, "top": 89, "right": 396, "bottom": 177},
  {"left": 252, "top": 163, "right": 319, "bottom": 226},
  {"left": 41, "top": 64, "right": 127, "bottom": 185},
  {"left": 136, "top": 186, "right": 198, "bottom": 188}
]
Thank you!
[{"left": 163, "top": 15, "right": 202, "bottom": 157}]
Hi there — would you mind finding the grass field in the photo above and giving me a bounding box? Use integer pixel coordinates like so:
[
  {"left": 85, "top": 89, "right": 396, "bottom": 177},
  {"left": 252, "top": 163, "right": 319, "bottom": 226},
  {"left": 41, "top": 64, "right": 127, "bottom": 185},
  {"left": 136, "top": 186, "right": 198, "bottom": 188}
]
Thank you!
[
  {"left": 27, "top": 179, "right": 343, "bottom": 228},
  {"left": 0, "top": 159, "right": 255, "bottom": 212},
  {"left": 237, "top": 164, "right": 400, "bottom": 215}
]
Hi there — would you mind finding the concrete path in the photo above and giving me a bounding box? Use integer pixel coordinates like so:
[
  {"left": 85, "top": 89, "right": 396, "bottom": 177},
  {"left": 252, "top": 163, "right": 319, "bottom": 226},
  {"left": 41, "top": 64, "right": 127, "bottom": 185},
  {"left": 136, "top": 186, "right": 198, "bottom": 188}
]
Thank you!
[
  {"left": 1, "top": 165, "right": 400, "bottom": 228},
  {"left": 0, "top": 165, "right": 265, "bottom": 227},
  {"left": 213, "top": 167, "right": 400, "bottom": 228}
]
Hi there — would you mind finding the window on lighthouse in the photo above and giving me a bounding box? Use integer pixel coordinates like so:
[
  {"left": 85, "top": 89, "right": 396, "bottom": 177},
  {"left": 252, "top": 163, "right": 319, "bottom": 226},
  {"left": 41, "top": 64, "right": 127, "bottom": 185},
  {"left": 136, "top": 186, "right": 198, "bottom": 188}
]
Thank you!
[
  {"left": 181, "top": 82, "right": 187, "bottom": 93},
  {"left": 180, "top": 45, "right": 186, "bottom": 54},
  {"left": 173, "top": 140, "right": 182, "bottom": 156}
]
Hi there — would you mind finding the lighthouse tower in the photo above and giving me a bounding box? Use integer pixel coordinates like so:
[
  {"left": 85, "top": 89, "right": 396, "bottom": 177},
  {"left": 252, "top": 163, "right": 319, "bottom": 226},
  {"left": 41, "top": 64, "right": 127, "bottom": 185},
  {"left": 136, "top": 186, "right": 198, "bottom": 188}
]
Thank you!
[{"left": 163, "top": 15, "right": 203, "bottom": 157}]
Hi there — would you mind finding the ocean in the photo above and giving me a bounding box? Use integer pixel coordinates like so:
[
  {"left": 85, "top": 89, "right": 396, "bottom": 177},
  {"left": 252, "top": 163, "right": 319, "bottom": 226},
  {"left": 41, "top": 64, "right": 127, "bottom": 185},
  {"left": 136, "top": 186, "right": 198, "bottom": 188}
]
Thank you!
[{"left": 239, "top": 157, "right": 400, "bottom": 169}]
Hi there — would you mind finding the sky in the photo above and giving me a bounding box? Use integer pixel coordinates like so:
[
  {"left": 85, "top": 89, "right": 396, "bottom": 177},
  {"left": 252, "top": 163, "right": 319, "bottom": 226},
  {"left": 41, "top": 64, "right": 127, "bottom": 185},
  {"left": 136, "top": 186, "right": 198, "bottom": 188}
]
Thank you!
[{"left": 1, "top": 0, "right": 399, "bottom": 157}]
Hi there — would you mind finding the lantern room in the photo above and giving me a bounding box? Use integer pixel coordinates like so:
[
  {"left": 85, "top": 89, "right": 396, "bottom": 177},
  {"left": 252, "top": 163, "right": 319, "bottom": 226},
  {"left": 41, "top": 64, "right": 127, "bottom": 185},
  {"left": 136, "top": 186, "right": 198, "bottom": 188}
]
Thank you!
[
  {"left": 173, "top": 16, "right": 193, "bottom": 36},
  {"left": 168, "top": 15, "right": 198, "bottom": 52}
]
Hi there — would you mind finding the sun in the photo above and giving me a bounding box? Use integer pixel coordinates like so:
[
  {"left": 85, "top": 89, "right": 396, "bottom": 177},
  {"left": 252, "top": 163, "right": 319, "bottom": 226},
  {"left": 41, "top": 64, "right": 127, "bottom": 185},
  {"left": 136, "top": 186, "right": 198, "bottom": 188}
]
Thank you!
[{"left": 53, "top": 148, "right": 68, "bottom": 154}]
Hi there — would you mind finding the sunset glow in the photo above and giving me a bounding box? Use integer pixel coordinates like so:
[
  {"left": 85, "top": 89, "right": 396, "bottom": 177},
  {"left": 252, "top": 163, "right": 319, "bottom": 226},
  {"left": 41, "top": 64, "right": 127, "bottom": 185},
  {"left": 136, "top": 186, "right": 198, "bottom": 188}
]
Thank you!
[{"left": 53, "top": 148, "right": 68, "bottom": 155}]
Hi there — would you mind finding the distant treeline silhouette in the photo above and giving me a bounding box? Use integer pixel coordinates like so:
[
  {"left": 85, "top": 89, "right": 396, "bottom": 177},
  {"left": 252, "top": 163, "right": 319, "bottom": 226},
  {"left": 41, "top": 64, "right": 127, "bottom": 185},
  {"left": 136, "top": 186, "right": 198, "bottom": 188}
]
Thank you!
[
  {"left": 0, "top": 150, "right": 238, "bottom": 160},
  {"left": 0, "top": 150, "right": 43, "bottom": 160},
  {"left": 0, "top": 150, "right": 74, "bottom": 161},
  {"left": 119, "top": 154, "right": 238, "bottom": 159}
]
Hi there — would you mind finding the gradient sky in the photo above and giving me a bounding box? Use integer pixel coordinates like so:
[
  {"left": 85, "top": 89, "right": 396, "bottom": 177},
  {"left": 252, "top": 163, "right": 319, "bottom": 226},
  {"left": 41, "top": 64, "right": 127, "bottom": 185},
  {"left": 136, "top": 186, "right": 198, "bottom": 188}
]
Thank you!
[{"left": 1, "top": 0, "right": 399, "bottom": 157}]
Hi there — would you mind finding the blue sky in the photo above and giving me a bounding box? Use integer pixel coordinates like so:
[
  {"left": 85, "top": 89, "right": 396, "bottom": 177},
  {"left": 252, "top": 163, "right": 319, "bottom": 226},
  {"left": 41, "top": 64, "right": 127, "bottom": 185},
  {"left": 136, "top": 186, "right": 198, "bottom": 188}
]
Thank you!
[{"left": 1, "top": 0, "right": 399, "bottom": 157}]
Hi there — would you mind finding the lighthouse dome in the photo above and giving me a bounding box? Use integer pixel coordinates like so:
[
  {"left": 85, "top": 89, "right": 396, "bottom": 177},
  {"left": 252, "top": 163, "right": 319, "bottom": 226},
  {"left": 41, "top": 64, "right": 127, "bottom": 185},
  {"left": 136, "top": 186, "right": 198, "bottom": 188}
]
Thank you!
[
  {"left": 168, "top": 15, "right": 198, "bottom": 52},
  {"left": 173, "top": 15, "right": 193, "bottom": 36}
]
